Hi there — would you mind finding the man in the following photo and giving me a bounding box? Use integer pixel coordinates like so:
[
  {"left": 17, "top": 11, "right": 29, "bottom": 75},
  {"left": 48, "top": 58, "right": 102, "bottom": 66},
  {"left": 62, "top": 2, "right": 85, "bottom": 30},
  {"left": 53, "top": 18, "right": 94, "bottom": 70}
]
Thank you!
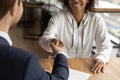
[{"left": 0, "top": 0, "right": 69, "bottom": 80}]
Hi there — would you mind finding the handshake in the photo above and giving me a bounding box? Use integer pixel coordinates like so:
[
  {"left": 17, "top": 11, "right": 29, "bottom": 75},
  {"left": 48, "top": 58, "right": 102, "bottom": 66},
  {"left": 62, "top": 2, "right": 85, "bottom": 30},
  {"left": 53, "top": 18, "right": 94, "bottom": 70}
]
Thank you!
[{"left": 50, "top": 38, "right": 64, "bottom": 58}]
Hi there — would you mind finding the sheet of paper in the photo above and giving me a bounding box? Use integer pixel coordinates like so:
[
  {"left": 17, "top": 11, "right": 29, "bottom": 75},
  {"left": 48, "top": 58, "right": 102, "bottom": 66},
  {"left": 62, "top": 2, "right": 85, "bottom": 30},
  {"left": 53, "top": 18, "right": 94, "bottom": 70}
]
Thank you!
[{"left": 68, "top": 68, "right": 91, "bottom": 80}]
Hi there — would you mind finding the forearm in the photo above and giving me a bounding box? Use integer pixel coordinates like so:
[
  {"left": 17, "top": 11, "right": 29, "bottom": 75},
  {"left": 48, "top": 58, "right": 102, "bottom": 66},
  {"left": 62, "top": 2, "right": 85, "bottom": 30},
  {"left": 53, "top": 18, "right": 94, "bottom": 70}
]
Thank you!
[
  {"left": 95, "top": 43, "right": 112, "bottom": 64},
  {"left": 95, "top": 24, "right": 112, "bottom": 64},
  {"left": 51, "top": 54, "right": 69, "bottom": 80},
  {"left": 39, "top": 37, "right": 54, "bottom": 52}
]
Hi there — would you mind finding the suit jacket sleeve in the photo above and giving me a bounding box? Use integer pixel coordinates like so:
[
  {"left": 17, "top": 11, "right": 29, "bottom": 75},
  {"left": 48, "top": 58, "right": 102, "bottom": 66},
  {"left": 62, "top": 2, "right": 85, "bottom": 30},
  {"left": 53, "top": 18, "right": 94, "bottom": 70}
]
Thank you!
[{"left": 24, "top": 54, "right": 69, "bottom": 80}]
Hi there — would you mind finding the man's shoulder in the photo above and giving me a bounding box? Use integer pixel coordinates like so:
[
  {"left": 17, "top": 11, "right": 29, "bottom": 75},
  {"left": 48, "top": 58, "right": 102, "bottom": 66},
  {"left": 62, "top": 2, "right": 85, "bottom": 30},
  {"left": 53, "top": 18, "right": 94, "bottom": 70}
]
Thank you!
[
  {"left": 0, "top": 44, "right": 38, "bottom": 80},
  {"left": 0, "top": 36, "right": 10, "bottom": 45},
  {"left": 0, "top": 44, "right": 34, "bottom": 62}
]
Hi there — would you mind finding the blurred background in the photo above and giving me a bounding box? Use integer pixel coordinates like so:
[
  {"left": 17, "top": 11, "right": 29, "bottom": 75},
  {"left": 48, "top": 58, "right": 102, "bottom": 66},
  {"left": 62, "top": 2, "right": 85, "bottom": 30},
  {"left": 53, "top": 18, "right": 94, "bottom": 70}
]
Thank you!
[{"left": 10, "top": 0, "right": 120, "bottom": 58}]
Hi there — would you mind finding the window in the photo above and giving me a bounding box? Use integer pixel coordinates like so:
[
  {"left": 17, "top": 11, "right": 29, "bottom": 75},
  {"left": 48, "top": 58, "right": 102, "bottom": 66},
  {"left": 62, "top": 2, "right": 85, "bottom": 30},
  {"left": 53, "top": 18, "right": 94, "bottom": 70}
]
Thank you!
[
  {"left": 96, "top": 0, "right": 120, "bottom": 9},
  {"left": 95, "top": 0, "right": 120, "bottom": 45}
]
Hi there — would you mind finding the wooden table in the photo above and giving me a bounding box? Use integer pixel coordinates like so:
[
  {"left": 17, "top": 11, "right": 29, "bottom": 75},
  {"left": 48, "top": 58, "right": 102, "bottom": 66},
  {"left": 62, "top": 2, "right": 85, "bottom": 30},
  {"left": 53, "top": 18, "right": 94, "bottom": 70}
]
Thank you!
[{"left": 39, "top": 58, "right": 120, "bottom": 80}]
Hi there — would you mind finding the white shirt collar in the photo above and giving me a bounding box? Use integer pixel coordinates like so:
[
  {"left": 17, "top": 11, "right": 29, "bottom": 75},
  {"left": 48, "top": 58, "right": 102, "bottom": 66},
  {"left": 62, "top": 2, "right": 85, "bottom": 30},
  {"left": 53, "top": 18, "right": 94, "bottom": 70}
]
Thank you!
[
  {"left": 65, "top": 11, "right": 92, "bottom": 26},
  {"left": 0, "top": 31, "right": 12, "bottom": 46}
]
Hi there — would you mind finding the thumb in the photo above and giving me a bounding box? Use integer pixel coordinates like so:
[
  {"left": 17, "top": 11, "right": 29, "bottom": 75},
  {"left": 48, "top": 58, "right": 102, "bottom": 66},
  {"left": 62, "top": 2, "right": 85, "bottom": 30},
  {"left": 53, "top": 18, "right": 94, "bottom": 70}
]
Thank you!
[
  {"left": 56, "top": 40, "right": 59, "bottom": 46},
  {"left": 51, "top": 42, "right": 58, "bottom": 54},
  {"left": 51, "top": 42, "right": 57, "bottom": 50},
  {"left": 59, "top": 41, "right": 64, "bottom": 47}
]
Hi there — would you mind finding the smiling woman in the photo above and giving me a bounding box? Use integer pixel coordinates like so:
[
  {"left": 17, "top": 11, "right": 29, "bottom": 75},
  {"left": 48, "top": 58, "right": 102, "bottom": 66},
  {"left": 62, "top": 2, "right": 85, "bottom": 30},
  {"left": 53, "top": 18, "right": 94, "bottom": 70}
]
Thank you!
[
  {"left": 64, "top": 0, "right": 95, "bottom": 12},
  {"left": 39, "top": 0, "right": 112, "bottom": 74}
]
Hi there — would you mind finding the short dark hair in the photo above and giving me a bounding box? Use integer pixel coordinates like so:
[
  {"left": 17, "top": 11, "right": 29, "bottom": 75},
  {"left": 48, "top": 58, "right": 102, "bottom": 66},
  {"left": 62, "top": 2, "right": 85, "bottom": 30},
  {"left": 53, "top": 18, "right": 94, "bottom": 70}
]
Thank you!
[
  {"left": 0, "top": 0, "right": 21, "bottom": 20},
  {"left": 64, "top": 0, "right": 95, "bottom": 13}
]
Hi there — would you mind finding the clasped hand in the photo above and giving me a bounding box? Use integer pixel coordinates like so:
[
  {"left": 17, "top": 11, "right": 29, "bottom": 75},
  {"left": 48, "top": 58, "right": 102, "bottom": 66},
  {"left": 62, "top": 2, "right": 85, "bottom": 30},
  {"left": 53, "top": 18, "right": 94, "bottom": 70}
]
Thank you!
[{"left": 50, "top": 38, "right": 64, "bottom": 58}]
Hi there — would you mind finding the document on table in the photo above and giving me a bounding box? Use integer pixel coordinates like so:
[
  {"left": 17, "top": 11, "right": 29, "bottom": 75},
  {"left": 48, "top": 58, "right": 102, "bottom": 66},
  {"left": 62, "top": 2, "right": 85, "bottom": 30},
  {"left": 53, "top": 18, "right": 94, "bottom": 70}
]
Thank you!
[{"left": 68, "top": 68, "right": 91, "bottom": 80}]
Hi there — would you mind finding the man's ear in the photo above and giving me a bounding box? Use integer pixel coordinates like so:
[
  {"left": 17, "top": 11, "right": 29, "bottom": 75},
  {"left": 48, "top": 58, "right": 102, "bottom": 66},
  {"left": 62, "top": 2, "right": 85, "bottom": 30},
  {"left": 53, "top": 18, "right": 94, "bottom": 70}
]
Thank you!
[
  {"left": 10, "top": 1, "right": 17, "bottom": 16},
  {"left": 87, "top": 0, "right": 89, "bottom": 3}
]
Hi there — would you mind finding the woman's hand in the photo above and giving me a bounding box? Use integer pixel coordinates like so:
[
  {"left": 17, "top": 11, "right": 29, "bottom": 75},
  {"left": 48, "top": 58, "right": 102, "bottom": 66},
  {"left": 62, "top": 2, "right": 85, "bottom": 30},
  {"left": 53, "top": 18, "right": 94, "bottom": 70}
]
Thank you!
[{"left": 91, "top": 59, "right": 104, "bottom": 74}]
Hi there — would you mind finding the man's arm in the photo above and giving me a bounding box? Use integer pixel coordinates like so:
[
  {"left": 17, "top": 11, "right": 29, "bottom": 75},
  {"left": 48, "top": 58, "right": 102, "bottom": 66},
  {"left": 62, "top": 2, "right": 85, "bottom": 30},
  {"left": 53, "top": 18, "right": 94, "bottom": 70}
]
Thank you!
[
  {"left": 24, "top": 41, "right": 69, "bottom": 80},
  {"left": 24, "top": 54, "right": 69, "bottom": 80},
  {"left": 52, "top": 54, "right": 69, "bottom": 80}
]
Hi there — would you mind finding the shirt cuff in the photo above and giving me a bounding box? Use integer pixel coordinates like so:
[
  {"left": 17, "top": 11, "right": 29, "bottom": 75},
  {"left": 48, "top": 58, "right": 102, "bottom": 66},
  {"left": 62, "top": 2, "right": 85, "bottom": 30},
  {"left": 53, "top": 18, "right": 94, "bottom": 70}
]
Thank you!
[
  {"left": 56, "top": 51, "right": 68, "bottom": 58},
  {"left": 95, "top": 55, "right": 108, "bottom": 64}
]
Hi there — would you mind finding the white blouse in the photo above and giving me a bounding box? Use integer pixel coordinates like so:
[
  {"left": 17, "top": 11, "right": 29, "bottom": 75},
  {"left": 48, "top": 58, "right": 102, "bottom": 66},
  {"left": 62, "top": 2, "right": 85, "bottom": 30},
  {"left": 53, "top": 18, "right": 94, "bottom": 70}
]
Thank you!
[{"left": 39, "top": 11, "right": 112, "bottom": 64}]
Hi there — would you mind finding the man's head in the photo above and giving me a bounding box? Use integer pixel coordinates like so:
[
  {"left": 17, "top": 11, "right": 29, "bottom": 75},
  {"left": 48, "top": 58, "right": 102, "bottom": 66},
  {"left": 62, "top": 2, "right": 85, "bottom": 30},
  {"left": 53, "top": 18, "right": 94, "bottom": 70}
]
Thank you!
[{"left": 0, "top": 0, "right": 23, "bottom": 26}]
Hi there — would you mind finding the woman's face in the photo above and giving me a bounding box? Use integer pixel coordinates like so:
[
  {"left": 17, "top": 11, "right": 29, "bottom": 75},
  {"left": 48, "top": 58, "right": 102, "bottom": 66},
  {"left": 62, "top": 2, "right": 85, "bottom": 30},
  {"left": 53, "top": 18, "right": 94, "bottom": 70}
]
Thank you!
[{"left": 69, "top": 0, "right": 89, "bottom": 13}]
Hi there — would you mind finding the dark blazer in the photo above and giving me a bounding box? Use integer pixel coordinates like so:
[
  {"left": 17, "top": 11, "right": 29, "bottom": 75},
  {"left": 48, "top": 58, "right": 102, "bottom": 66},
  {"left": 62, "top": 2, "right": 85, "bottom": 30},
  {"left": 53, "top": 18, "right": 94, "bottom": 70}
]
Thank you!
[
  {"left": 0, "top": 36, "right": 10, "bottom": 45},
  {"left": 0, "top": 37, "right": 69, "bottom": 80}
]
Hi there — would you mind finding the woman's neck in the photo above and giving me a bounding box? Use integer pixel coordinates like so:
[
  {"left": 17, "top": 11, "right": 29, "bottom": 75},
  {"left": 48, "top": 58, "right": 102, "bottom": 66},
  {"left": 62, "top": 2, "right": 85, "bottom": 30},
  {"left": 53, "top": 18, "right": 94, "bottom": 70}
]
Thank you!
[{"left": 72, "top": 11, "right": 84, "bottom": 24}]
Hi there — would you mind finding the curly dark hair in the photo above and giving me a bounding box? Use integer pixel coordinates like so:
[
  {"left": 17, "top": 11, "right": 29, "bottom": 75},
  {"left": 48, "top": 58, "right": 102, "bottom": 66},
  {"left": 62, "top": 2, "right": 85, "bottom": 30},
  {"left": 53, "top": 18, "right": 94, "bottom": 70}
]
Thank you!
[{"left": 63, "top": 0, "right": 95, "bottom": 12}]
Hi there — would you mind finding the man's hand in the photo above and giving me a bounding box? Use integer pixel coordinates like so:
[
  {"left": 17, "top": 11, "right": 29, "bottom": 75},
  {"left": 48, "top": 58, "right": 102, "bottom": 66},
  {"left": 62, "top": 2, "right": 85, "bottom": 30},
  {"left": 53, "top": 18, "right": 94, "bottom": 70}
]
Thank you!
[
  {"left": 50, "top": 39, "right": 64, "bottom": 58},
  {"left": 51, "top": 38, "right": 64, "bottom": 48},
  {"left": 91, "top": 59, "right": 104, "bottom": 74}
]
